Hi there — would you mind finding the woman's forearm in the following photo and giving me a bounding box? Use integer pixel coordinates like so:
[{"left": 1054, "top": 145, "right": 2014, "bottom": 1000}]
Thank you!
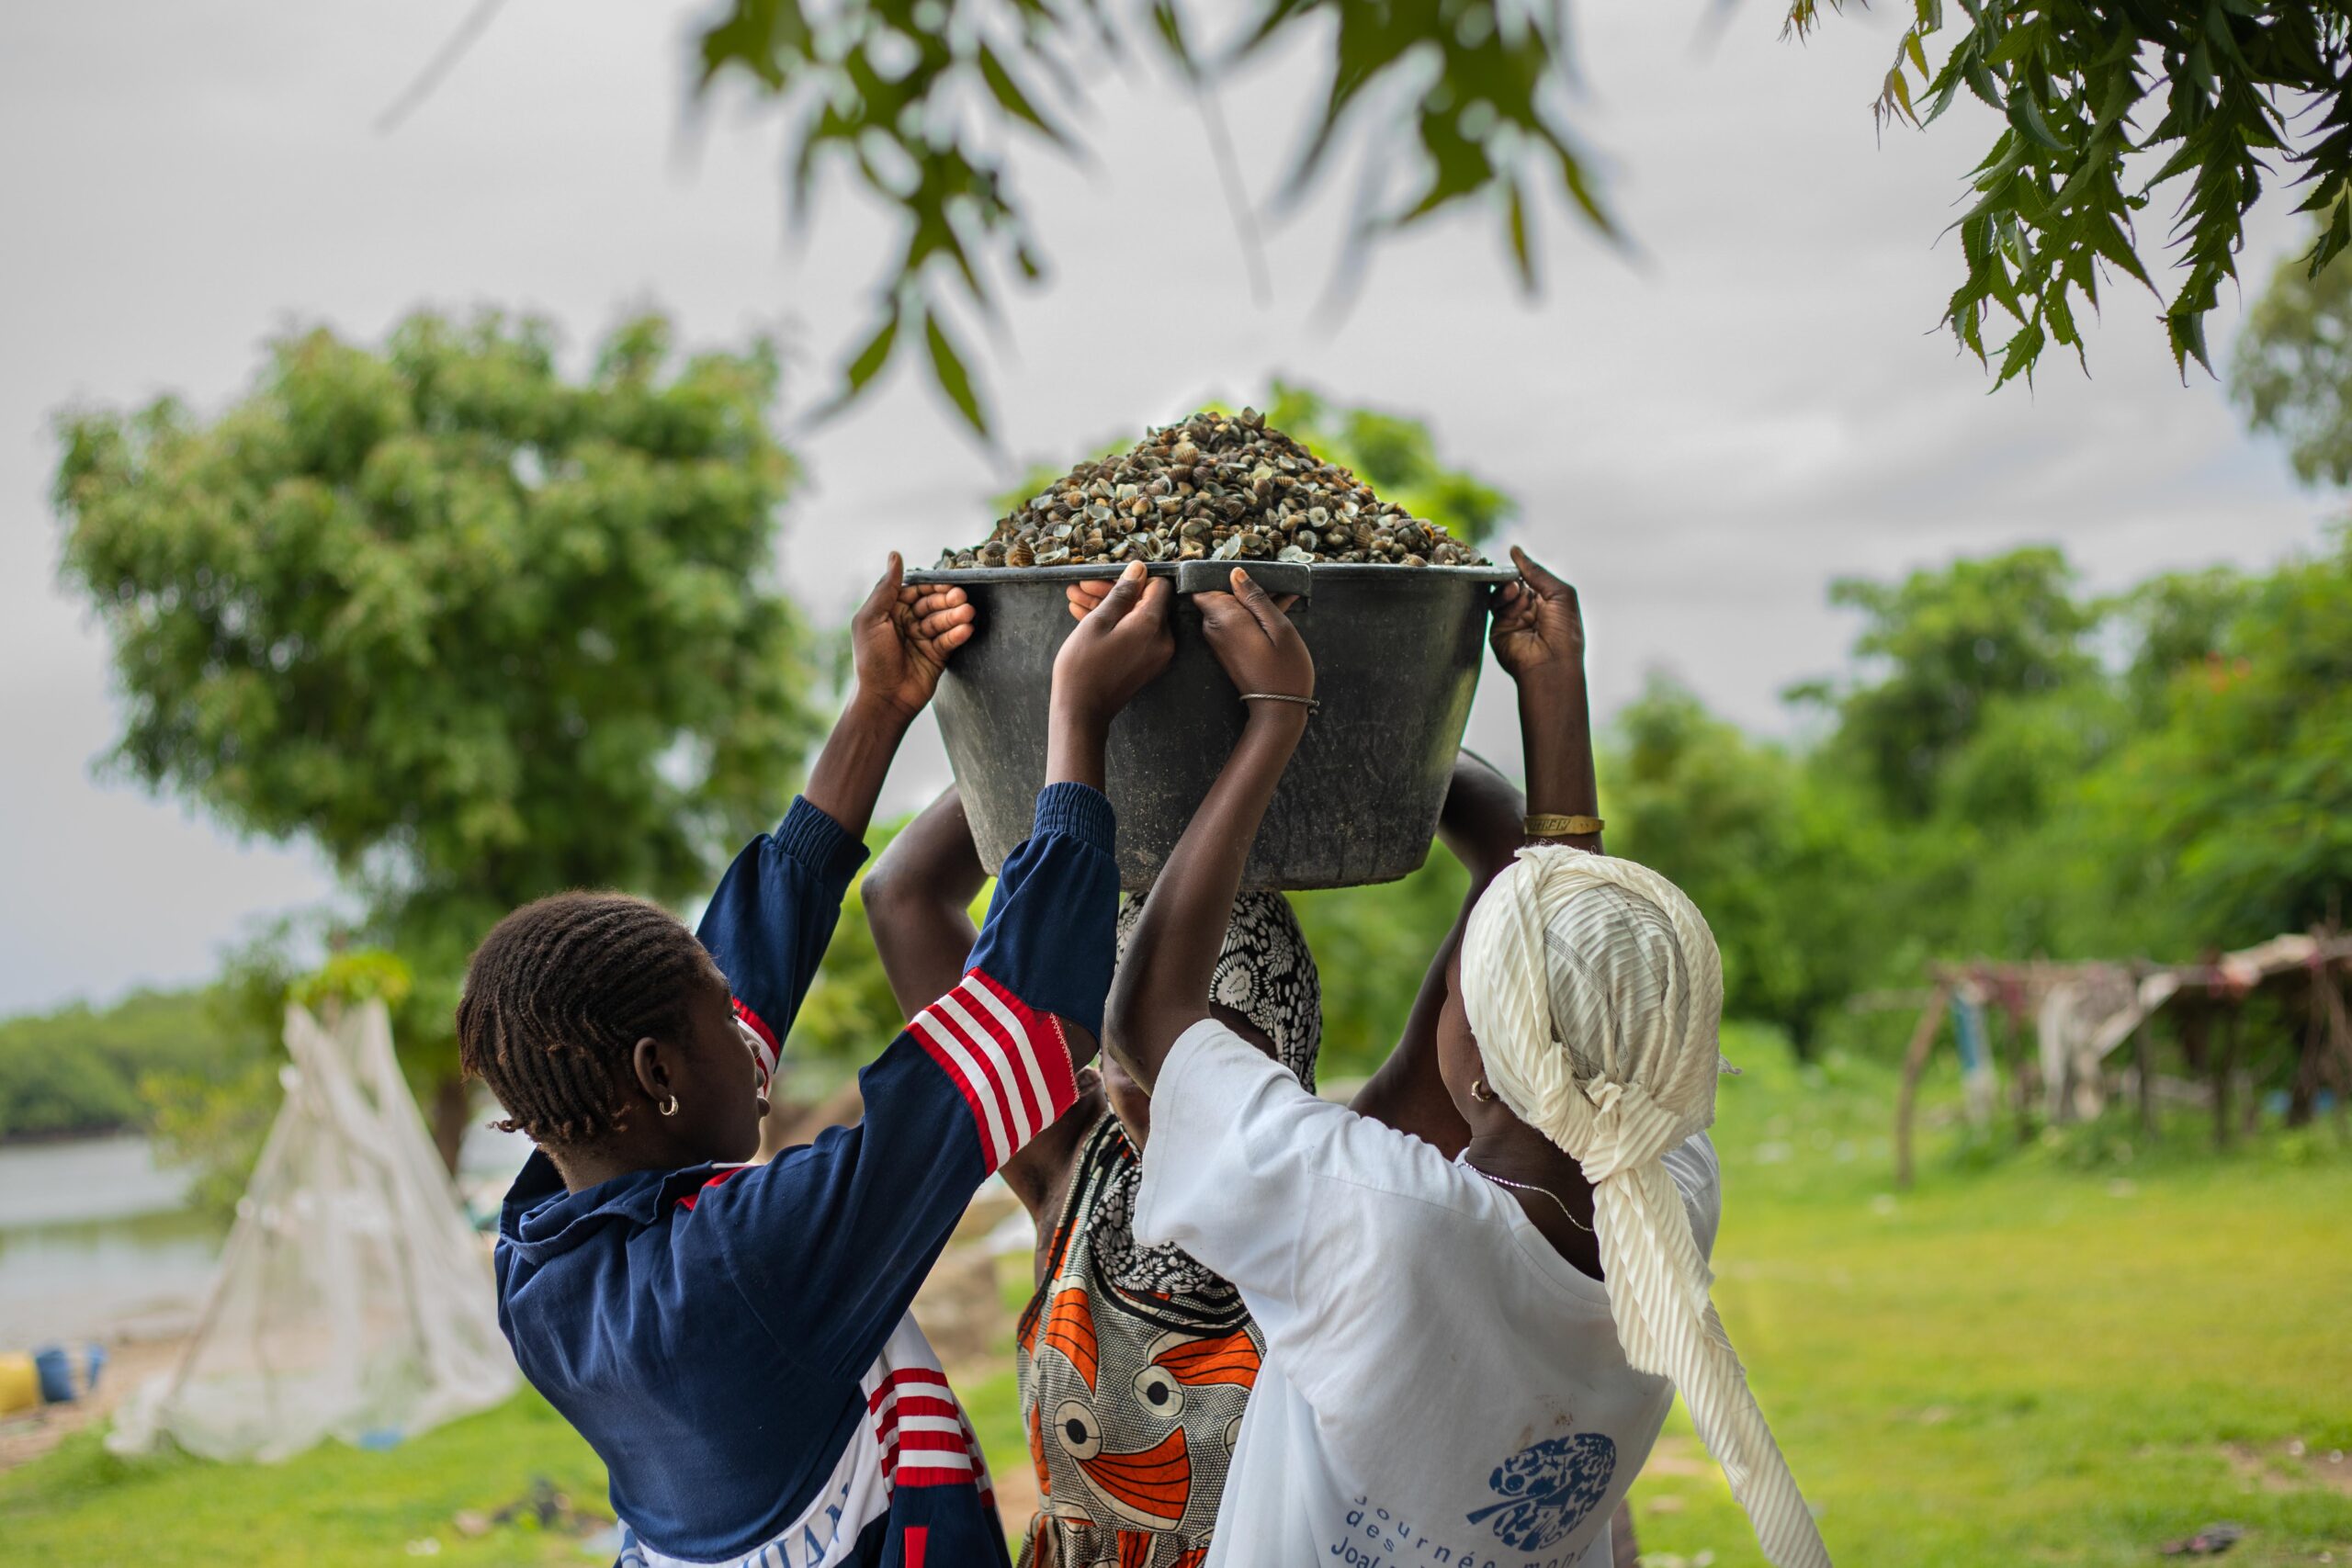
[
  {"left": 1105, "top": 708, "right": 1306, "bottom": 1089},
  {"left": 802, "top": 692, "right": 914, "bottom": 840},
  {"left": 1519, "top": 666, "right": 1601, "bottom": 853},
  {"left": 1046, "top": 700, "right": 1111, "bottom": 793}
]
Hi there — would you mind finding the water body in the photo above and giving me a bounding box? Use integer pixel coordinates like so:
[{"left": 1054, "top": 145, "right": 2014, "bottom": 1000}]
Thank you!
[
  {"left": 0, "top": 1122, "right": 535, "bottom": 1349},
  {"left": 0, "top": 1135, "right": 224, "bottom": 1347}
]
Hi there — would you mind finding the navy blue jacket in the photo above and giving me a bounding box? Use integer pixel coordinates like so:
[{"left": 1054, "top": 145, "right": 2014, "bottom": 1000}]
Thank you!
[{"left": 495, "top": 784, "right": 1118, "bottom": 1568}]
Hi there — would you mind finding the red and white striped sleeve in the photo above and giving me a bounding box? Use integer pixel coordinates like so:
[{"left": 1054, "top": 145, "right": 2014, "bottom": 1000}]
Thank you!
[
  {"left": 904, "top": 967, "right": 1081, "bottom": 1174},
  {"left": 868, "top": 1366, "right": 986, "bottom": 1489}
]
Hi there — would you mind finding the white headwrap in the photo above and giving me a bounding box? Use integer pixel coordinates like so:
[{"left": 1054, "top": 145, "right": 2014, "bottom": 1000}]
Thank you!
[{"left": 1461, "top": 845, "right": 1831, "bottom": 1568}]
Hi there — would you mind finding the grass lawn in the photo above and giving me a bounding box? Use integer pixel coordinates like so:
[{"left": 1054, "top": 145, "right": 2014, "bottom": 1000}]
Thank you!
[
  {"left": 1628, "top": 1042, "right": 2352, "bottom": 1568},
  {"left": 2, "top": 1035, "right": 2345, "bottom": 1566},
  {"left": 0, "top": 1390, "right": 607, "bottom": 1565}
]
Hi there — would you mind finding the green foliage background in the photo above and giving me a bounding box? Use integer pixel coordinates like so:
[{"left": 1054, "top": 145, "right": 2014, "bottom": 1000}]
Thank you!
[
  {"left": 0, "top": 990, "right": 235, "bottom": 1142},
  {"left": 50, "top": 310, "right": 824, "bottom": 1157}
]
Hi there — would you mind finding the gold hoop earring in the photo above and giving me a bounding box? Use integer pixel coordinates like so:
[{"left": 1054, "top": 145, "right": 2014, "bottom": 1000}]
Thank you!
[
  {"left": 1471, "top": 1077, "right": 1496, "bottom": 1104},
  {"left": 659, "top": 1094, "right": 680, "bottom": 1117}
]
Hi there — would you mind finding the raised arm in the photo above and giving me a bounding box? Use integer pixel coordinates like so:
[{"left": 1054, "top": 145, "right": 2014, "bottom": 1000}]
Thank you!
[
  {"left": 807, "top": 552, "right": 977, "bottom": 839},
  {"left": 1103, "top": 570, "right": 1314, "bottom": 1091},
  {"left": 1348, "top": 546, "right": 1597, "bottom": 1155},
  {"left": 1498, "top": 547, "right": 1602, "bottom": 857},
  {"left": 707, "top": 562, "right": 1172, "bottom": 1382},
  {"left": 698, "top": 554, "right": 973, "bottom": 1068},
  {"left": 1348, "top": 751, "right": 1523, "bottom": 1149}
]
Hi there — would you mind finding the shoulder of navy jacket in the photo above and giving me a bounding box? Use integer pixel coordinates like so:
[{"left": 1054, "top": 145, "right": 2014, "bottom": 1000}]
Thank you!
[
  {"left": 503, "top": 1162, "right": 717, "bottom": 1254},
  {"left": 648, "top": 1162, "right": 736, "bottom": 1213}
]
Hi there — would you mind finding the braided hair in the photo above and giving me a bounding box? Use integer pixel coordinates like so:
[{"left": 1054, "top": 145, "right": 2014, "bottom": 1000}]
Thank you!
[{"left": 457, "top": 891, "right": 726, "bottom": 1146}]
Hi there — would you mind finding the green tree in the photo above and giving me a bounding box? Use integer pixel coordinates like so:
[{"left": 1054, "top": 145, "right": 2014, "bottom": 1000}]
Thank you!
[
  {"left": 2235, "top": 225, "right": 2352, "bottom": 487},
  {"left": 2111, "top": 534, "right": 2352, "bottom": 943},
  {"left": 1912, "top": 682, "right": 2145, "bottom": 960},
  {"left": 0, "top": 988, "right": 235, "bottom": 1141},
  {"left": 1798, "top": 1, "right": 2352, "bottom": 386},
  {"left": 1605, "top": 675, "right": 1889, "bottom": 1054},
  {"left": 788, "top": 870, "right": 910, "bottom": 1077},
  {"left": 1797, "top": 547, "right": 2096, "bottom": 818},
  {"left": 1292, "top": 853, "right": 1473, "bottom": 1082},
  {"left": 53, "top": 310, "right": 823, "bottom": 1168},
  {"left": 2109, "top": 566, "right": 2251, "bottom": 724}
]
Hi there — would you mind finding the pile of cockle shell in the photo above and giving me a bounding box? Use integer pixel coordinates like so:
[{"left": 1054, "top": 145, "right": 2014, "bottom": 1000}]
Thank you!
[{"left": 933, "top": 408, "right": 1487, "bottom": 570}]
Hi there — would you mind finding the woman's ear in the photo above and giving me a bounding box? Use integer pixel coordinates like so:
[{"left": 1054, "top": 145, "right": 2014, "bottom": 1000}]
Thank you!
[{"left": 631, "top": 1036, "right": 671, "bottom": 1107}]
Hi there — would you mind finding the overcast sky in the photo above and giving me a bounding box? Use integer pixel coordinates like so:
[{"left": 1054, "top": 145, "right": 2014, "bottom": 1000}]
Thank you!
[{"left": 0, "top": 1, "right": 2336, "bottom": 1018}]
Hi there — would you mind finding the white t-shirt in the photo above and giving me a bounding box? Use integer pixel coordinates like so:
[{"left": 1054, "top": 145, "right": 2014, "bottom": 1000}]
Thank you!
[{"left": 1133, "top": 1019, "right": 1723, "bottom": 1568}]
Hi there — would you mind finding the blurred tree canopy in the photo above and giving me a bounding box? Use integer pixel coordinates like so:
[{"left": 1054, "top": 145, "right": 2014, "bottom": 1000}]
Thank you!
[
  {"left": 51, "top": 310, "right": 822, "bottom": 1168},
  {"left": 2237, "top": 229, "right": 2352, "bottom": 486},
  {"left": 691, "top": 0, "right": 2347, "bottom": 430},
  {"left": 1794, "top": 547, "right": 2097, "bottom": 819},
  {"left": 1606, "top": 676, "right": 1888, "bottom": 1053},
  {"left": 1292, "top": 852, "right": 1474, "bottom": 1078},
  {"left": 785, "top": 824, "right": 927, "bottom": 1076},
  {"left": 695, "top": 0, "right": 1600, "bottom": 437},
  {"left": 2112, "top": 548, "right": 2352, "bottom": 941},
  {"left": 1605, "top": 525, "right": 2352, "bottom": 1060},
  {"left": 0, "top": 989, "right": 235, "bottom": 1142},
  {"left": 1794, "top": 0, "right": 2352, "bottom": 386}
]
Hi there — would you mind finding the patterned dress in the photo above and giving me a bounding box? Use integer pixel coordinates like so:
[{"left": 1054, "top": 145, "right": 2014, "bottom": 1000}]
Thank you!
[
  {"left": 1014, "top": 1114, "right": 1262, "bottom": 1568},
  {"left": 1012, "top": 891, "right": 1319, "bottom": 1568}
]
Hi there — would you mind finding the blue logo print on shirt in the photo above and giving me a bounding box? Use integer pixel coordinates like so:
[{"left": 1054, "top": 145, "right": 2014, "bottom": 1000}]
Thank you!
[{"left": 1464, "top": 1432, "right": 1618, "bottom": 1551}]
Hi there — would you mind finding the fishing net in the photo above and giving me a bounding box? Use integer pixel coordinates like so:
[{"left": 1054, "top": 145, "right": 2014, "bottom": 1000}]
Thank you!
[{"left": 108, "top": 999, "right": 516, "bottom": 1461}]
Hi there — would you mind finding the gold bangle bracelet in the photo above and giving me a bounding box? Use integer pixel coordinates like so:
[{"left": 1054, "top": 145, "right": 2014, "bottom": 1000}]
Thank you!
[{"left": 1524, "top": 813, "right": 1603, "bottom": 838}]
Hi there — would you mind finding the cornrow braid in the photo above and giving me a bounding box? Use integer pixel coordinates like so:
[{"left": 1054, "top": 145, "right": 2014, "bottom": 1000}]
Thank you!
[{"left": 456, "top": 891, "right": 725, "bottom": 1147}]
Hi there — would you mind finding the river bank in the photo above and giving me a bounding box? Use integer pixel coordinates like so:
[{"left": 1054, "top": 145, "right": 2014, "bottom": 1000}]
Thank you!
[
  {"left": 0, "top": 1134, "right": 220, "bottom": 1349},
  {"left": 0, "top": 1135, "right": 214, "bottom": 1474}
]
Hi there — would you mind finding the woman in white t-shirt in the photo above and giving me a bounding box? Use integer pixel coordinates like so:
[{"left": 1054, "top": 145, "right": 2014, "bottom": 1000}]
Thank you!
[{"left": 1107, "top": 552, "right": 1832, "bottom": 1568}]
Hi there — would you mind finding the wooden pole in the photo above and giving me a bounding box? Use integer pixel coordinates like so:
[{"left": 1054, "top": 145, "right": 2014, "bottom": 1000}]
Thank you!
[
  {"left": 2003, "top": 993, "right": 2035, "bottom": 1145},
  {"left": 2214, "top": 999, "right": 2240, "bottom": 1151},
  {"left": 2323, "top": 958, "right": 2352, "bottom": 1137},
  {"left": 2179, "top": 1000, "right": 2210, "bottom": 1076},
  {"left": 2133, "top": 1020, "right": 2157, "bottom": 1139},
  {"left": 2291, "top": 964, "right": 2326, "bottom": 1128},
  {"left": 2244, "top": 998, "right": 2264, "bottom": 1140},
  {"left": 1894, "top": 984, "right": 1951, "bottom": 1190},
  {"left": 2177, "top": 1003, "right": 2209, "bottom": 1144},
  {"left": 2124, "top": 961, "right": 2154, "bottom": 1141}
]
